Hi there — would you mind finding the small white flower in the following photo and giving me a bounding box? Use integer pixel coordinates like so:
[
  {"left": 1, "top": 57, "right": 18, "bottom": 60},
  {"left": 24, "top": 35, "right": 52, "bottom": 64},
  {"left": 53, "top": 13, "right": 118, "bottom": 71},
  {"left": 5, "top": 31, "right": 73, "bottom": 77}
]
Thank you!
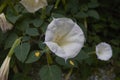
[
  {"left": 44, "top": 18, "right": 85, "bottom": 60},
  {"left": 0, "top": 13, "right": 13, "bottom": 32},
  {"left": 20, "top": 0, "right": 48, "bottom": 13},
  {"left": 96, "top": 42, "right": 112, "bottom": 61},
  {"left": 0, "top": 56, "right": 11, "bottom": 80}
]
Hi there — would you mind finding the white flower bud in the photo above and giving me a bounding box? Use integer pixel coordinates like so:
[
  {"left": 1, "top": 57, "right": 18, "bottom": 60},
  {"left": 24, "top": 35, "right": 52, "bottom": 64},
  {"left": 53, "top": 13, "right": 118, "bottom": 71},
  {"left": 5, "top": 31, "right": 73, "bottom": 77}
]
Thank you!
[
  {"left": 0, "top": 56, "right": 11, "bottom": 80},
  {"left": 0, "top": 13, "right": 13, "bottom": 32}
]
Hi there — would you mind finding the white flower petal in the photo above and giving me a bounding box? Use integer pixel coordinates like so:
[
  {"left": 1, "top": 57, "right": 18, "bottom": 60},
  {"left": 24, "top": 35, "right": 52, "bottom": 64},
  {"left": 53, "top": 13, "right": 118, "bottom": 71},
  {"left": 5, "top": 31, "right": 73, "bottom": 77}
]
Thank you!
[
  {"left": 0, "top": 56, "right": 11, "bottom": 80},
  {"left": 20, "top": 0, "right": 47, "bottom": 13},
  {"left": 45, "top": 18, "right": 74, "bottom": 41},
  {"left": 0, "top": 13, "right": 13, "bottom": 32},
  {"left": 45, "top": 42, "right": 67, "bottom": 58},
  {"left": 45, "top": 18, "right": 85, "bottom": 60},
  {"left": 96, "top": 42, "right": 112, "bottom": 61},
  {"left": 60, "top": 23, "right": 85, "bottom": 59}
]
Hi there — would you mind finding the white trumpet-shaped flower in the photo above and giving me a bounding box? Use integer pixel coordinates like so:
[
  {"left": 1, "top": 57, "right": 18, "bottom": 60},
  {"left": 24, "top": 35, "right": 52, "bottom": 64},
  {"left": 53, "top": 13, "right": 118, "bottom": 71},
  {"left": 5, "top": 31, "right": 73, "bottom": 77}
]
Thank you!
[
  {"left": 0, "top": 37, "right": 21, "bottom": 80},
  {"left": 96, "top": 42, "right": 112, "bottom": 61},
  {"left": 20, "top": 0, "right": 48, "bottom": 13},
  {"left": 44, "top": 18, "right": 85, "bottom": 60},
  {"left": 0, "top": 13, "right": 13, "bottom": 32},
  {"left": 0, "top": 56, "right": 11, "bottom": 80}
]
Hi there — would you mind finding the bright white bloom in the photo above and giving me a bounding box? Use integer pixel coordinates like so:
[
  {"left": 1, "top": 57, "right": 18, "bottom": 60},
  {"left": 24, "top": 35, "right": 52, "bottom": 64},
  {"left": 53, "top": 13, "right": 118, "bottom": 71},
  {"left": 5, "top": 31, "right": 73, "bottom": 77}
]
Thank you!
[
  {"left": 0, "top": 56, "right": 11, "bottom": 80},
  {"left": 96, "top": 42, "right": 112, "bottom": 61},
  {"left": 20, "top": 0, "right": 48, "bottom": 13},
  {"left": 0, "top": 13, "right": 13, "bottom": 32},
  {"left": 44, "top": 18, "right": 85, "bottom": 60}
]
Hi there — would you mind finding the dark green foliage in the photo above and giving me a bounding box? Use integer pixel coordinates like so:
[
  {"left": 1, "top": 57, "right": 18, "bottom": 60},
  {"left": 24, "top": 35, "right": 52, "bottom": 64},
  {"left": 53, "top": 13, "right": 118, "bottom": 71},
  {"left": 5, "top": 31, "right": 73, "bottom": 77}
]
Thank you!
[
  {"left": 25, "top": 50, "right": 42, "bottom": 63},
  {"left": 0, "top": 0, "right": 120, "bottom": 80},
  {"left": 14, "top": 42, "right": 30, "bottom": 62},
  {"left": 39, "top": 65, "right": 62, "bottom": 80}
]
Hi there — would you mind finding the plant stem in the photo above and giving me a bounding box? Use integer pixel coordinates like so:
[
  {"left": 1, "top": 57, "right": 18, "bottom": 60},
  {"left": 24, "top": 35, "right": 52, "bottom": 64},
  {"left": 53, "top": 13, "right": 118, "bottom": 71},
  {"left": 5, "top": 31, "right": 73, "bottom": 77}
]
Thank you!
[
  {"left": 88, "top": 51, "right": 96, "bottom": 54},
  {"left": 84, "top": 18, "right": 87, "bottom": 29},
  {"left": 0, "top": 0, "right": 8, "bottom": 13},
  {"left": 46, "top": 47, "right": 53, "bottom": 65},
  {"left": 62, "top": 0, "right": 66, "bottom": 5},
  {"left": 61, "top": 0, "right": 66, "bottom": 9},
  {"left": 13, "top": 65, "right": 19, "bottom": 73},
  {"left": 65, "top": 67, "right": 73, "bottom": 80},
  {"left": 54, "top": 0, "right": 60, "bottom": 9},
  {"left": 7, "top": 0, "right": 19, "bottom": 15},
  {"left": 41, "top": 7, "right": 46, "bottom": 20},
  {"left": 46, "top": 52, "right": 53, "bottom": 65},
  {"left": 8, "top": 37, "right": 22, "bottom": 57}
]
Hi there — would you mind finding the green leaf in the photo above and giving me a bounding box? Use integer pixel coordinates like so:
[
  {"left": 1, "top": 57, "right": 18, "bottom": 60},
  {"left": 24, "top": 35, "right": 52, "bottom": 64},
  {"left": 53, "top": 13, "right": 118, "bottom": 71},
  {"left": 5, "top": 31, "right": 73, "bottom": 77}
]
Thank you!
[
  {"left": 51, "top": 13, "right": 65, "bottom": 18},
  {"left": 79, "top": 64, "right": 91, "bottom": 80},
  {"left": 78, "top": 23, "right": 87, "bottom": 39},
  {"left": 55, "top": 57, "right": 78, "bottom": 68},
  {"left": 46, "top": 5, "right": 54, "bottom": 15},
  {"left": 14, "top": 3, "right": 27, "bottom": 14},
  {"left": 55, "top": 57, "right": 67, "bottom": 66},
  {"left": 75, "top": 50, "right": 89, "bottom": 61},
  {"left": 66, "top": 0, "right": 79, "bottom": 14},
  {"left": 16, "top": 18, "right": 30, "bottom": 31},
  {"left": 14, "top": 43, "right": 30, "bottom": 62},
  {"left": 25, "top": 50, "right": 42, "bottom": 63},
  {"left": 13, "top": 73, "right": 32, "bottom": 80},
  {"left": 87, "top": 1, "right": 99, "bottom": 8},
  {"left": 87, "top": 10, "right": 100, "bottom": 19},
  {"left": 41, "top": 22, "right": 49, "bottom": 33},
  {"left": 4, "top": 33, "right": 18, "bottom": 49},
  {"left": 39, "top": 65, "right": 62, "bottom": 80},
  {"left": 31, "top": 18, "right": 43, "bottom": 27},
  {"left": 0, "top": 0, "right": 7, "bottom": 13},
  {"left": 80, "top": 4, "right": 88, "bottom": 11},
  {"left": 38, "top": 41, "right": 46, "bottom": 49},
  {"left": 75, "top": 12, "right": 88, "bottom": 18},
  {"left": 22, "top": 36, "right": 31, "bottom": 42},
  {"left": 0, "top": 31, "right": 7, "bottom": 45},
  {"left": 26, "top": 28, "right": 39, "bottom": 36},
  {"left": 6, "top": 7, "right": 22, "bottom": 23}
]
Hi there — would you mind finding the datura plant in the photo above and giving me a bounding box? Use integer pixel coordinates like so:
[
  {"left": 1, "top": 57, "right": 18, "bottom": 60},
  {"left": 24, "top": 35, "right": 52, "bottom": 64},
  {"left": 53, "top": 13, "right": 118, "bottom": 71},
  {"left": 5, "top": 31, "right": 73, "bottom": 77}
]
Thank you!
[
  {"left": 0, "top": 37, "right": 21, "bottom": 80},
  {"left": 0, "top": 13, "right": 13, "bottom": 32},
  {"left": 0, "top": 0, "right": 119, "bottom": 80},
  {"left": 96, "top": 42, "right": 112, "bottom": 61},
  {"left": 0, "top": 56, "right": 10, "bottom": 80},
  {"left": 20, "top": 0, "right": 48, "bottom": 13},
  {"left": 44, "top": 18, "right": 85, "bottom": 61}
]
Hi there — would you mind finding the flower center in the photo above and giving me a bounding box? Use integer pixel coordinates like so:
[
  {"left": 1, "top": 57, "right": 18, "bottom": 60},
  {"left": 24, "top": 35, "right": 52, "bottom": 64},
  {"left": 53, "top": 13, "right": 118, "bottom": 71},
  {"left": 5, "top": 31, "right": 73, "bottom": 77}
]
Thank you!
[
  {"left": 98, "top": 50, "right": 102, "bottom": 55},
  {"left": 54, "top": 35, "right": 62, "bottom": 45},
  {"left": 53, "top": 35, "right": 66, "bottom": 46},
  {"left": 98, "top": 48, "right": 104, "bottom": 55}
]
